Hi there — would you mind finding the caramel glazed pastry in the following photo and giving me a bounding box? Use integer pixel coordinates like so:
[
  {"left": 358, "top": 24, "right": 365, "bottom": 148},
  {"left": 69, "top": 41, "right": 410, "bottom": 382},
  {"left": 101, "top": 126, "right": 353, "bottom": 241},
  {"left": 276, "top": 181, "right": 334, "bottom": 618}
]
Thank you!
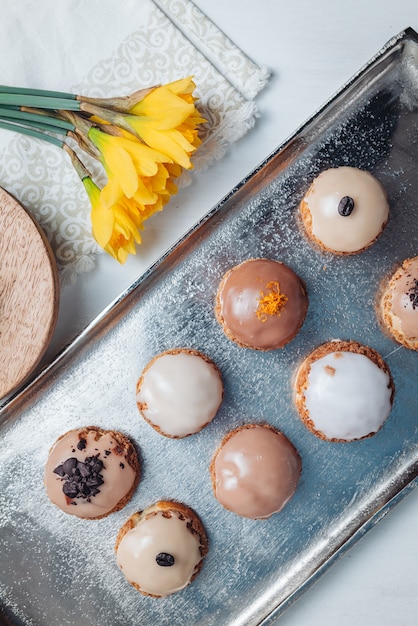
[
  {"left": 299, "top": 166, "right": 389, "bottom": 254},
  {"left": 294, "top": 340, "right": 394, "bottom": 442},
  {"left": 379, "top": 256, "right": 418, "bottom": 350},
  {"left": 215, "top": 258, "right": 308, "bottom": 350},
  {"left": 115, "top": 501, "right": 208, "bottom": 597},
  {"left": 210, "top": 423, "right": 301, "bottom": 519},
  {"left": 44, "top": 426, "right": 140, "bottom": 519},
  {"left": 136, "top": 348, "right": 223, "bottom": 438}
]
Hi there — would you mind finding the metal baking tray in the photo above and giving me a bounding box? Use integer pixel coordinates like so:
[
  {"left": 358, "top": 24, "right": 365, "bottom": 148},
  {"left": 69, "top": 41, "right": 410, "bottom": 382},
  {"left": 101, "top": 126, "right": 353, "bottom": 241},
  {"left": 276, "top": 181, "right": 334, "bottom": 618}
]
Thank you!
[{"left": 1, "top": 27, "right": 418, "bottom": 626}]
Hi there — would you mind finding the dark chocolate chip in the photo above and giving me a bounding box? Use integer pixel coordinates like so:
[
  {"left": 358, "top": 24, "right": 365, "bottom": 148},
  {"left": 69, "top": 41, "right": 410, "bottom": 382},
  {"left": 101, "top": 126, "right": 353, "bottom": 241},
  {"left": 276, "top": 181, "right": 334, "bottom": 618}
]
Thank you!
[
  {"left": 156, "top": 552, "right": 175, "bottom": 567},
  {"left": 56, "top": 452, "right": 105, "bottom": 501},
  {"left": 77, "top": 462, "right": 91, "bottom": 478},
  {"left": 407, "top": 278, "right": 418, "bottom": 309},
  {"left": 90, "top": 458, "right": 104, "bottom": 473},
  {"left": 77, "top": 438, "right": 87, "bottom": 450},
  {"left": 119, "top": 463, "right": 125, "bottom": 469},
  {"left": 63, "top": 482, "right": 78, "bottom": 499},
  {"left": 338, "top": 195, "right": 354, "bottom": 217},
  {"left": 104, "top": 450, "right": 111, "bottom": 456},
  {"left": 62, "top": 458, "right": 78, "bottom": 474}
]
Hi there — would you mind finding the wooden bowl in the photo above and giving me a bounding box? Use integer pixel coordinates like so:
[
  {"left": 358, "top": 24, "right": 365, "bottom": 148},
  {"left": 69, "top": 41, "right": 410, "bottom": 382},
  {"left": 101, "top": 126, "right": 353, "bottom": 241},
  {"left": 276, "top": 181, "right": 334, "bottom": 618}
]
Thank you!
[{"left": 0, "top": 187, "right": 59, "bottom": 399}]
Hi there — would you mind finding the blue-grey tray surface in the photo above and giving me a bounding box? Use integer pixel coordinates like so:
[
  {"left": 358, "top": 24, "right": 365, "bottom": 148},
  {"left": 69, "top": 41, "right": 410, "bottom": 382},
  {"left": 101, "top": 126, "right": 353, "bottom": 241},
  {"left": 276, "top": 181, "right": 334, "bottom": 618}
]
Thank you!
[{"left": 1, "top": 27, "right": 418, "bottom": 626}]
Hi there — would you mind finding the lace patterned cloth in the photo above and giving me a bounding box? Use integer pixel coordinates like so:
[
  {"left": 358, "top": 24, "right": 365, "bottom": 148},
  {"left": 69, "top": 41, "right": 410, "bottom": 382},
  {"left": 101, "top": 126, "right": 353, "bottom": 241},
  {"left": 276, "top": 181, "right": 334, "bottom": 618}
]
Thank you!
[{"left": 0, "top": 0, "right": 269, "bottom": 284}]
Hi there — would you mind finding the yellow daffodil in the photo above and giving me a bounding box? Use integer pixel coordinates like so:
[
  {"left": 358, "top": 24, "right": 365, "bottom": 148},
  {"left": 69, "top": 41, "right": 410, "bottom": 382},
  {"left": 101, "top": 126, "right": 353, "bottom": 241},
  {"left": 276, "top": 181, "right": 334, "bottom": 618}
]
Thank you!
[
  {"left": 79, "top": 77, "right": 205, "bottom": 170},
  {"left": 87, "top": 126, "right": 170, "bottom": 201},
  {"left": 124, "top": 80, "right": 206, "bottom": 169},
  {"left": 83, "top": 176, "right": 143, "bottom": 263},
  {"left": 0, "top": 76, "right": 204, "bottom": 262},
  {"left": 82, "top": 176, "right": 114, "bottom": 248}
]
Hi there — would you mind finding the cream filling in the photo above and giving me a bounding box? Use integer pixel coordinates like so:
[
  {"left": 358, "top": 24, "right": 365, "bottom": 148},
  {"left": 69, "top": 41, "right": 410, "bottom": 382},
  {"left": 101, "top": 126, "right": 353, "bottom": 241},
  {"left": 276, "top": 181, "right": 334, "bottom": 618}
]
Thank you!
[
  {"left": 116, "top": 512, "right": 202, "bottom": 596},
  {"left": 306, "top": 167, "right": 389, "bottom": 252},
  {"left": 304, "top": 352, "right": 392, "bottom": 440},
  {"left": 137, "top": 352, "right": 223, "bottom": 437}
]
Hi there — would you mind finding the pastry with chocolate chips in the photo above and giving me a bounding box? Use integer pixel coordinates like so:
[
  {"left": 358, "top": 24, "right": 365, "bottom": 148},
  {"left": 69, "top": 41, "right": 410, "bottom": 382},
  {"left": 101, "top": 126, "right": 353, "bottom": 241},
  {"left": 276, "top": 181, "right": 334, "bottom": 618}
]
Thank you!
[
  {"left": 379, "top": 256, "right": 418, "bottom": 350},
  {"left": 44, "top": 426, "right": 140, "bottom": 519}
]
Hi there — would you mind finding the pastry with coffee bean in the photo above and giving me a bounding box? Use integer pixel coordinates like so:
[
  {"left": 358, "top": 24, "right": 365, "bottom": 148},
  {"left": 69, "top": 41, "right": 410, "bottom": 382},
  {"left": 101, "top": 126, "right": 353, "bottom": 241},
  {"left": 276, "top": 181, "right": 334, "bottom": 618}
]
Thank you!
[
  {"left": 299, "top": 166, "right": 389, "bottom": 254},
  {"left": 293, "top": 340, "right": 394, "bottom": 442},
  {"left": 379, "top": 256, "right": 418, "bottom": 350},
  {"left": 215, "top": 258, "right": 308, "bottom": 350},
  {"left": 115, "top": 500, "right": 208, "bottom": 597},
  {"left": 210, "top": 423, "right": 301, "bottom": 519},
  {"left": 44, "top": 426, "right": 140, "bottom": 519},
  {"left": 136, "top": 348, "right": 223, "bottom": 438}
]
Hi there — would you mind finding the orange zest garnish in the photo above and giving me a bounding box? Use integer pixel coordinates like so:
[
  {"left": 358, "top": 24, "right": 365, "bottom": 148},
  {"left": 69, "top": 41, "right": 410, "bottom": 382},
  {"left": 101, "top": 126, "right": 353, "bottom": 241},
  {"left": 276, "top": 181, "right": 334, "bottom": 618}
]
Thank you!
[{"left": 256, "top": 281, "right": 288, "bottom": 322}]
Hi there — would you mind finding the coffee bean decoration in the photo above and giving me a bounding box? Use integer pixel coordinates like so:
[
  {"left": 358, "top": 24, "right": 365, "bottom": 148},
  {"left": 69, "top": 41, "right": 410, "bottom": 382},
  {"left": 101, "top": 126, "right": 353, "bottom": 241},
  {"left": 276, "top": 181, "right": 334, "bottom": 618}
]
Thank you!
[
  {"left": 155, "top": 552, "right": 175, "bottom": 567},
  {"left": 53, "top": 454, "right": 105, "bottom": 502},
  {"left": 338, "top": 195, "right": 355, "bottom": 217}
]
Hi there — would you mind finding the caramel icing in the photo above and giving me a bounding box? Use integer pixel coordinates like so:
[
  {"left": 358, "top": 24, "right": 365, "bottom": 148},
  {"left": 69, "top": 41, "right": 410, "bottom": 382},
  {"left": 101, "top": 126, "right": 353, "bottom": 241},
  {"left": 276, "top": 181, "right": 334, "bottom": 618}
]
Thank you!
[
  {"left": 44, "top": 428, "right": 137, "bottom": 519},
  {"left": 136, "top": 349, "right": 223, "bottom": 437},
  {"left": 216, "top": 259, "right": 308, "bottom": 350},
  {"left": 386, "top": 257, "right": 418, "bottom": 342},
  {"left": 212, "top": 424, "right": 301, "bottom": 519},
  {"left": 116, "top": 510, "right": 202, "bottom": 597},
  {"left": 302, "top": 167, "right": 389, "bottom": 253}
]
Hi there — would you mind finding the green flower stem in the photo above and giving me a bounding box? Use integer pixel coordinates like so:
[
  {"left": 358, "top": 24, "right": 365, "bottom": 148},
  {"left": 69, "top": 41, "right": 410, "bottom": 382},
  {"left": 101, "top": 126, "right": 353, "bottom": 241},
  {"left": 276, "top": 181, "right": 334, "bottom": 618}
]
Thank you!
[
  {"left": 0, "top": 119, "right": 64, "bottom": 148},
  {"left": 0, "top": 106, "right": 74, "bottom": 132},
  {"left": 0, "top": 92, "right": 80, "bottom": 110},
  {"left": 0, "top": 84, "right": 76, "bottom": 100}
]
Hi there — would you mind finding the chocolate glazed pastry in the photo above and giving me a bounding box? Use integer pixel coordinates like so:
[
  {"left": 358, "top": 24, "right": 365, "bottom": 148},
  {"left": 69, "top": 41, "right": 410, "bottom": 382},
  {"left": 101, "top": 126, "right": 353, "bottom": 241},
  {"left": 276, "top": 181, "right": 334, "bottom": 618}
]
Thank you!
[
  {"left": 44, "top": 426, "right": 140, "bottom": 519},
  {"left": 210, "top": 423, "right": 301, "bottom": 519},
  {"left": 215, "top": 258, "right": 308, "bottom": 350}
]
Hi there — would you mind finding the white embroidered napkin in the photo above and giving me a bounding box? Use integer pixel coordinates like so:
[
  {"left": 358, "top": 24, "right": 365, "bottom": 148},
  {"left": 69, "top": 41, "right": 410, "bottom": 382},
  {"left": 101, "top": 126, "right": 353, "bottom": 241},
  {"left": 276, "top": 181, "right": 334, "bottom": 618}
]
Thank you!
[{"left": 0, "top": 0, "right": 269, "bottom": 284}]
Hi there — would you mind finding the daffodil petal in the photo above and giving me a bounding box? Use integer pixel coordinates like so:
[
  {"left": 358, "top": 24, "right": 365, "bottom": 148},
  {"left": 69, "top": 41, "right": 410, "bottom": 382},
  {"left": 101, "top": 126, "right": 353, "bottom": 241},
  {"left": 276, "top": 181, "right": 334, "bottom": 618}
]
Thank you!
[
  {"left": 82, "top": 177, "right": 114, "bottom": 247},
  {"left": 92, "top": 205, "right": 114, "bottom": 247},
  {"left": 102, "top": 144, "right": 138, "bottom": 198}
]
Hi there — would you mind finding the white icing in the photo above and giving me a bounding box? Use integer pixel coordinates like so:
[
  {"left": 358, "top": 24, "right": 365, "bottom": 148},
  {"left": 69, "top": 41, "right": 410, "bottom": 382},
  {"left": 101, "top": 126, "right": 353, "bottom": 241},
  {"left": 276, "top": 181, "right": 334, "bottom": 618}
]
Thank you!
[
  {"left": 116, "top": 511, "right": 202, "bottom": 596},
  {"left": 304, "top": 167, "right": 389, "bottom": 253},
  {"left": 137, "top": 351, "right": 223, "bottom": 437},
  {"left": 304, "top": 351, "right": 392, "bottom": 440}
]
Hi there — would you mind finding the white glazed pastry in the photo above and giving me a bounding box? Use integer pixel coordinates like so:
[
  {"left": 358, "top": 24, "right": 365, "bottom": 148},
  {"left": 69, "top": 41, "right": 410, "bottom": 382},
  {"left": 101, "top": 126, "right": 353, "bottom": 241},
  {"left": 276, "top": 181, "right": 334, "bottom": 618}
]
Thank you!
[
  {"left": 379, "top": 256, "right": 418, "bottom": 350},
  {"left": 115, "top": 501, "right": 208, "bottom": 597},
  {"left": 294, "top": 340, "right": 394, "bottom": 441},
  {"left": 299, "top": 166, "right": 389, "bottom": 254},
  {"left": 136, "top": 348, "right": 223, "bottom": 438}
]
